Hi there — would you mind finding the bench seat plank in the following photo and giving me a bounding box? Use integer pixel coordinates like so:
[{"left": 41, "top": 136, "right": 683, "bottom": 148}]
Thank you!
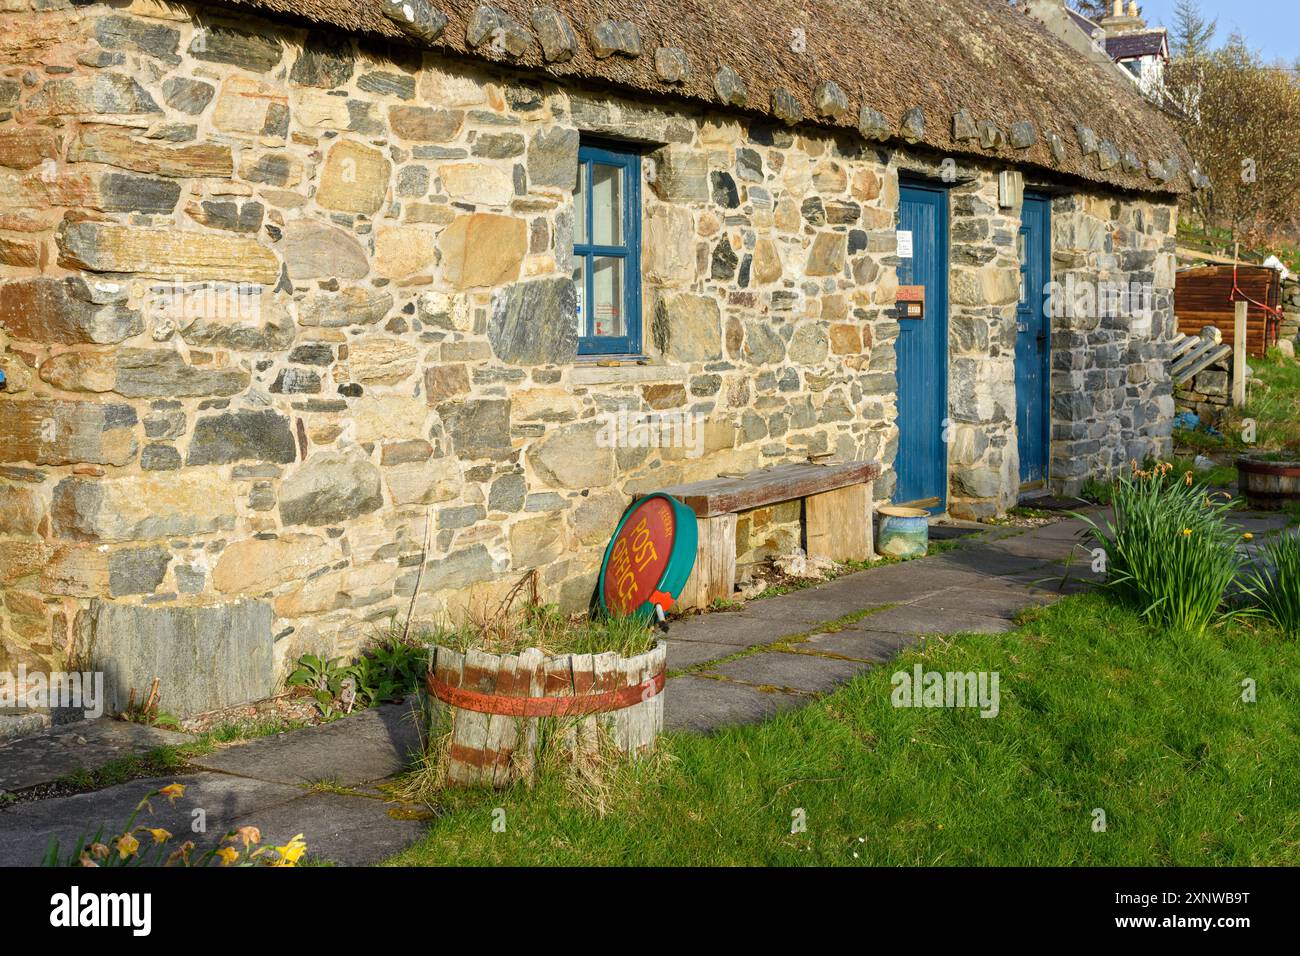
[{"left": 650, "top": 461, "right": 881, "bottom": 517}]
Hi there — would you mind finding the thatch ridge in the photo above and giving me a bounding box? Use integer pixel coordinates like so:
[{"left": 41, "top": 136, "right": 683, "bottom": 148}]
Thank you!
[{"left": 197, "top": 0, "right": 1195, "bottom": 195}]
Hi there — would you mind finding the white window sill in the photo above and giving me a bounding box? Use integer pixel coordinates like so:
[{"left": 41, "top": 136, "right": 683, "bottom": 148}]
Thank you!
[{"left": 570, "top": 363, "right": 688, "bottom": 386}]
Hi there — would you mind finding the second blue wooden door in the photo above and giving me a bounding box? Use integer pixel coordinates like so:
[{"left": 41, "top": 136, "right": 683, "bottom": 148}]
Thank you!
[
  {"left": 895, "top": 182, "right": 949, "bottom": 512},
  {"left": 1015, "top": 193, "right": 1052, "bottom": 486}
]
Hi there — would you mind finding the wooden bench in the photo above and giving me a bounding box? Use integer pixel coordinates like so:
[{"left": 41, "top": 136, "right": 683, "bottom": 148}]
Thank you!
[{"left": 643, "top": 460, "right": 881, "bottom": 610}]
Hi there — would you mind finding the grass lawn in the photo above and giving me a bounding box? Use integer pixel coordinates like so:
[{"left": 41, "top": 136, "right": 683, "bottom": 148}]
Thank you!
[
  {"left": 385, "top": 592, "right": 1300, "bottom": 866},
  {"left": 1177, "top": 350, "right": 1300, "bottom": 456}
]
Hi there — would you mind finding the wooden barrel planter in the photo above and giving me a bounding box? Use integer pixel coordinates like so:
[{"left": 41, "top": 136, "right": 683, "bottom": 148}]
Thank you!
[
  {"left": 1237, "top": 456, "right": 1300, "bottom": 511},
  {"left": 425, "top": 641, "right": 667, "bottom": 788}
]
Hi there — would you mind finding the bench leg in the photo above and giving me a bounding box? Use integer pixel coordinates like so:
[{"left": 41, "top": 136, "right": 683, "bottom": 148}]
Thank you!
[
  {"left": 680, "top": 514, "right": 737, "bottom": 610},
  {"left": 806, "top": 481, "right": 874, "bottom": 563}
]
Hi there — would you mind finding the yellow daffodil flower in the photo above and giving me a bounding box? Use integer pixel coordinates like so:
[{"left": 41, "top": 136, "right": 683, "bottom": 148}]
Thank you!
[
  {"left": 164, "top": 841, "right": 196, "bottom": 867},
  {"left": 158, "top": 783, "right": 185, "bottom": 803},
  {"left": 271, "top": 834, "right": 308, "bottom": 867},
  {"left": 115, "top": 833, "right": 140, "bottom": 859},
  {"left": 147, "top": 828, "right": 172, "bottom": 845},
  {"left": 215, "top": 846, "right": 240, "bottom": 867}
]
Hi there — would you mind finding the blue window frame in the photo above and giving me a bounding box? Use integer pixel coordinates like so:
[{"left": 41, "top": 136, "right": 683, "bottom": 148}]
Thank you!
[{"left": 573, "top": 142, "right": 641, "bottom": 356}]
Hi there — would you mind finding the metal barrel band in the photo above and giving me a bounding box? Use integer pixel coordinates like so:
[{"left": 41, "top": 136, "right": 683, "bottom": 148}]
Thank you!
[{"left": 426, "top": 670, "right": 666, "bottom": 717}]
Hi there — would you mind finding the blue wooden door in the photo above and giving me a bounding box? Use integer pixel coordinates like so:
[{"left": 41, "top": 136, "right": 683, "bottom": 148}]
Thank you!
[
  {"left": 895, "top": 182, "right": 949, "bottom": 512},
  {"left": 1015, "top": 193, "right": 1052, "bottom": 486}
]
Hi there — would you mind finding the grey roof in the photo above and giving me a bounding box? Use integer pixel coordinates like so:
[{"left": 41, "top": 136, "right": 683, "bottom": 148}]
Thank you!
[
  {"left": 1106, "top": 30, "right": 1169, "bottom": 61},
  {"left": 1065, "top": 6, "right": 1102, "bottom": 38}
]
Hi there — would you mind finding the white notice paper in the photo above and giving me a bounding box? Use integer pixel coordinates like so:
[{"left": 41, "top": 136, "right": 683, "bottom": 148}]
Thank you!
[{"left": 896, "top": 230, "right": 913, "bottom": 258}]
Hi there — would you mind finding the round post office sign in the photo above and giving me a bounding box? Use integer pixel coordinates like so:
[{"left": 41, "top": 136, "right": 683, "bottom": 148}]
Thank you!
[{"left": 598, "top": 493, "right": 697, "bottom": 621}]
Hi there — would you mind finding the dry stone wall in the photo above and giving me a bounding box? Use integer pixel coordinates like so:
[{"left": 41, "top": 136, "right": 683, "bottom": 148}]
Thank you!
[
  {"left": 1045, "top": 193, "right": 1177, "bottom": 492},
  {"left": 0, "top": 0, "right": 1176, "bottom": 712}
]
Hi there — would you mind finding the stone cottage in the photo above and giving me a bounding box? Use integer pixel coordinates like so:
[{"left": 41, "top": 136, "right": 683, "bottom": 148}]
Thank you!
[{"left": 0, "top": 0, "right": 1198, "bottom": 715}]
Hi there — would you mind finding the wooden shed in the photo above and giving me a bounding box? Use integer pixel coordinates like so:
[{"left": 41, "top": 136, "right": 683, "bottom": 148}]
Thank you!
[{"left": 1175, "top": 265, "right": 1282, "bottom": 357}]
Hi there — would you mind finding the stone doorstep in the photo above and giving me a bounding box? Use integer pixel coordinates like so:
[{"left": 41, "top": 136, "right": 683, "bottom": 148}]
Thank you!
[{"left": 0, "top": 719, "right": 193, "bottom": 794}]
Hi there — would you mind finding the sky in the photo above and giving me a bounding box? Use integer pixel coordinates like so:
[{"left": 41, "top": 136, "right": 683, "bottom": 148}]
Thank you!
[{"left": 1133, "top": 1, "right": 1298, "bottom": 64}]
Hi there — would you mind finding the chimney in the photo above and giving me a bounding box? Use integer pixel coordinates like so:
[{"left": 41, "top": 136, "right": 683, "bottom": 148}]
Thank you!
[{"left": 1112, "top": 0, "right": 1123, "bottom": 16}]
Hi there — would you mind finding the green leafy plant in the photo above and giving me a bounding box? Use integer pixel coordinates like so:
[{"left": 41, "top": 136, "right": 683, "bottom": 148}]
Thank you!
[
  {"left": 287, "top": 632, "right": 431, "bottom": 718},
  {"left": 351, "top": 634, "right": 428, "bottom": 706},
  {"left": 1076, "top": 461, "right": 1244, "bottom": 635},
  {"left": 285, "top": 654, "right": 356, "bottom": 719},
  {"left": 1241, "top": 535, "right": 1300, "bottom": 637},
  {"left": 1081, "top": 475, "right": 1116, "bottom": 506}
]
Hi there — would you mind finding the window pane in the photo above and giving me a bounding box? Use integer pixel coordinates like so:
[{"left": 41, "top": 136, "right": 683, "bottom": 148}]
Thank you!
[
  {"left": 574, "top": 164, "right": 587, "bottom": 245},
  {"left": 591, "top": 163, "right": 622, "bottom": 246},
  {"left": 573, "top": 258, "right": 586, "bottom": 337},
  {"left": 591, "top": 256, "right": 624, "bottom": 338}
]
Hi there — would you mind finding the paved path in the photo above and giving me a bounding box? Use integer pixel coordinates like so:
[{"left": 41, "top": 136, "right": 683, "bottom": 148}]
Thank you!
[
  {"left": 1, "top": 507, "right": 1290, "bottom": 865},
  {"left": 661, "top": 515, "right": 1093, "bottom": 732}
]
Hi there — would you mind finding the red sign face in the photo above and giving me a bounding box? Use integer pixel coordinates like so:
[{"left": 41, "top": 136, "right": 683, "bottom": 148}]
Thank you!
[{"left": 602, "top": 497, "right": 676, "bottom": 616}]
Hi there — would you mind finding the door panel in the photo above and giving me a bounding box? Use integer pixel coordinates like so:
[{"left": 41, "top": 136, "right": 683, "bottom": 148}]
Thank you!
[
  {"left": 895, "top": 182, "right": 949, "bottom": 512},
  {"left": 1015, "top": 194, "right": 1052, "bottom": 486}
]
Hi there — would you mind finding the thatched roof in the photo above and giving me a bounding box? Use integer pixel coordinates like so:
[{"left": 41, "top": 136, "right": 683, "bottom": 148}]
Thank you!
[{"left": 200, "top": 0, "right": 1197, "bottom": 195}]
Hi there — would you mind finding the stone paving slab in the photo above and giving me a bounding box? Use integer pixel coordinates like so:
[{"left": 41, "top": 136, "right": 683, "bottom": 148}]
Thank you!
[
  {"left": 1018, "top": 518, "right": 1091, "bottom": 541},
  {"left": 983, "top": 533, "right": 1088, "bottom": 561},
  {"left": 1228, "top": 512, "right": 1293, "bottom": 535},
  {"left": 190, "top": 702, "right": 421, "bottom": 786},
  {"left": 667, "top": 639, "right": 742, "bottom": 670},
  {"left": 0, "top": 719, "right": 193, "bottom": 794},
  {"left": 852, "top": 603, "right": 1015, "bottom": 636},
  {"left": 224, "top": 791, "right": 429, "bottom": 866},
  {"left": 803, "top": 628, "right": 916, "bottom": 662},
  {"left": 667, "top": 608, "right": 803, "bottom": 646},
  {"left": 0, "top": 772, "right": 304, "bottom": 867},
  {"left": 824, "top": 566, "right": 997, "bottom": 606},
  {"left": 662, "top": 676, "right": 804, "bottom": 733},
  {"left": 930, "top": 547, "right": 1057, "bottom": 577},
  {"left": 701, "top": 652, "right": 873, "bottom": 694},
  {"left": 999, "top": 566, "right": 1093, "bottom": 594},
  {"left": 910, "top": 584, "right": 1053, "bottom": 620}
]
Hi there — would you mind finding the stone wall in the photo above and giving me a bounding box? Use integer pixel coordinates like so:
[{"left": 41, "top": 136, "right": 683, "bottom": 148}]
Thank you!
[
  {"left": 1044, "top": 192, "right": 1177, "bottom": 492},
  {"left": 1175, "top": 352, "right": 1231, "bottom": 423},
  {"left": 0, "top": 0, "right": 1177, "bottom": 712},
  {"left": 1280, "top": 275, "right": 1299, "bottom": 355}
]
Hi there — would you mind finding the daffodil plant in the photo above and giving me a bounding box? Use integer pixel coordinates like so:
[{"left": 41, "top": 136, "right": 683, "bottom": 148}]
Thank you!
[
  {"left": 42, "top": 784, "right": 308, "bottom": 868},
  {"left": 1074, "top": 460, "right": 1244, "bottom": 635}
]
